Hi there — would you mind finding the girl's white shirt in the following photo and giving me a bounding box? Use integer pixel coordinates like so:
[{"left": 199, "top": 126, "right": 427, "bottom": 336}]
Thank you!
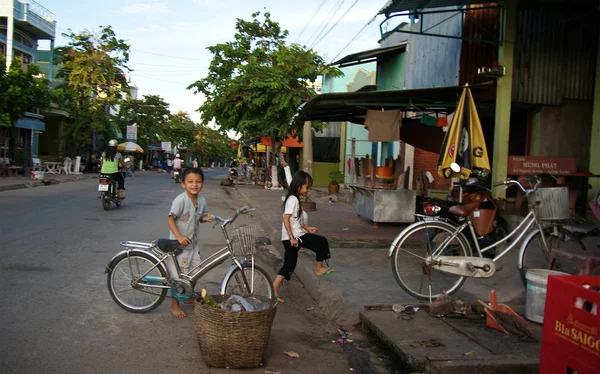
[{"left": 281, "top": 195, "right": 308, "bottom": 240}]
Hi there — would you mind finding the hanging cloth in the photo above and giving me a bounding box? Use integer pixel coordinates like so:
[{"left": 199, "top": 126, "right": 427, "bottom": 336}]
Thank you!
[{"left": 365, "top": 109, "right": 402, "bottom": 142}]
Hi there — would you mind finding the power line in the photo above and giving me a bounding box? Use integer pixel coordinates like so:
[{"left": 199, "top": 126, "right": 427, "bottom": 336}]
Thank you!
[
  {"left": 307, "top": 0, "right": 346, "bottom": 49},
  {"left": 312, "top": 0, "right": 361, "bottom": 49},
  {"left": 132, "top": 74, "right": 191, "bottom": 85},
  {"left": 131, "top": 49, "right": 206, "bottom": 61},
  {"left": 329, "top": 13, "right": 378, "bottom": 63},
  {"left": 130, "top": 61, "right": 208, "bottom": 69},
  {"left": 294, "top": 0, "right": 328, "bottom": 44}
]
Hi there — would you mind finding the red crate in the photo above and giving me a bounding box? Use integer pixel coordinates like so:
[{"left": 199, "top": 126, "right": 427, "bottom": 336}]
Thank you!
[{"left": 539, "top": 276, "right": 600, "bottom": 374}]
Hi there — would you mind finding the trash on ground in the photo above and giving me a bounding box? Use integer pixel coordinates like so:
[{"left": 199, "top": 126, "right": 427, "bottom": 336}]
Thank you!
[
  {"left": 198, "top": 289, "right": 270, "bottom": 311},
  {"left": 428, "top": 294, "right": 472, "bottom": 317},
  {"left": 284, "top": 351, "right": 300, "bottom": 358}
]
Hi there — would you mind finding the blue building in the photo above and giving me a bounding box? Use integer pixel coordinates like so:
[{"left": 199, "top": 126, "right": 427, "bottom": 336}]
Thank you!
[{"left": 0, "top": 0, "right": 56, "bottom": 163}]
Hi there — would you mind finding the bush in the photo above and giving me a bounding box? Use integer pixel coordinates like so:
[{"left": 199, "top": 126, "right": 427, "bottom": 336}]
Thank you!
[{"left": 328, "top": 171, "right": 344, "bottom": 185}]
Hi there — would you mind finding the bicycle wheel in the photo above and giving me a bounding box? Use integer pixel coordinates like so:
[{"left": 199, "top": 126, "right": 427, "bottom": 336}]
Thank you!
[
  {"left": 107, "top": 251, "right": 168, "bottom": 313},
  {"left": 519, "top": 225, "right": 585, "bottom": 286},
  {"left": 223, "top": 264, "right": 273, "bottom": 298},
  {"left": 391, "top": 221, "right": 472, "bottom": 300}
]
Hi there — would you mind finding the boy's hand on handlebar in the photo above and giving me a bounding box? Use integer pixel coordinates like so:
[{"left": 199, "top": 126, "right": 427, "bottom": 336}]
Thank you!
[
  {"left": 200, "top": 213, "right": 213, "bottom": 223},
  {"left": 177, "top": 236, "right": 191, "bottom": 246}
]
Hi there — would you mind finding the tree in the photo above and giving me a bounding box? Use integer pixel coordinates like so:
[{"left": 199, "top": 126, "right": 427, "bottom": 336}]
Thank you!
[
  {"left": 189, "top": 125, "right": 234, "bottom": 164},
  {"left": 160, "top": 111, "right": 196, "bottom": 151},
  {"left": 117, "top": 94, "right": 171, "bottom": 147},
  {"left": 187, "top": 11, "right": 341, "bottom": 141},
  {"left": 53, "top": 25, "right": 131, "bottom": 154},
  {"left": 0, "top": 56, "right": 52, "bottom": 160}
]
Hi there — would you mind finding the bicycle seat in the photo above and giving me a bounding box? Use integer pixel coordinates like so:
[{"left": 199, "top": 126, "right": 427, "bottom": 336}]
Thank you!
[{"left": 156, "top": 238, "right": 181, "bottom": 253}]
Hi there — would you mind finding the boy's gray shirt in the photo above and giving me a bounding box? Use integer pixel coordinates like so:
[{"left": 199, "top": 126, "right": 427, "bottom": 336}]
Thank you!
[{"left": 169, "top": 192, "right": 208, "bottom": 249}]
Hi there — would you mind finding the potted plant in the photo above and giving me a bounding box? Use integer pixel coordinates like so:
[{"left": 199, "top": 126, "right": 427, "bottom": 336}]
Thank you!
[{"left": 328, "top": 171, "right": 343, "bottom": 194}]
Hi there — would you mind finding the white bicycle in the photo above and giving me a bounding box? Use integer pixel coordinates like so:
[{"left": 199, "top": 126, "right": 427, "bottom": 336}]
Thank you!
[
  {"left": 389, "top": 174, "right": 585, "bottom": 301},
  {"left": 105, "top": 206, "right": 273, "bottom": 313}
]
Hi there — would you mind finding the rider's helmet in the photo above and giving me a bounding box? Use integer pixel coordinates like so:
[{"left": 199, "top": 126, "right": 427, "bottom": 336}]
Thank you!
[
  {"left": 176, "top": 153, "right": 180, "bottom": 158},
  {"left": 108, "top": 139, "right": 118, "bottom": 147}
]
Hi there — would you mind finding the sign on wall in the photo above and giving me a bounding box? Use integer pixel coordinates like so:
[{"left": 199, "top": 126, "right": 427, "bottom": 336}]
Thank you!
[
  {"left": 161, "top": 142, "right": 171, "bottom": 152},
  {"left": 507, "top": 156, "right": 576, "bottom": 175}
]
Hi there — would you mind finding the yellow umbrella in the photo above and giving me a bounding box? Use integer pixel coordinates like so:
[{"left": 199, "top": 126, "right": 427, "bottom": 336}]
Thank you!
[
  {"left": 437, "top": 86, "right": 490, "bottom": 179},
  {"left": 117, "top": 142, "right": 144, "bottom": 153}
]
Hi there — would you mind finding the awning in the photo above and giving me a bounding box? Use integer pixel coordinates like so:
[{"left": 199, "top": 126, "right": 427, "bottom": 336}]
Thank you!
[
  {"left": 16, "top": 117, "right": 45, "bottom": 131},
  {"left": 379, "top": 0, "right": 492, "bottom": 15},
  {"left": 260, "top": 134, "right": 303, "bottom": 148},
  {"left": 297, "top": 82, "right": 494, "bottom": 124},
  {"left": 332, "top": 44, "right": 407, "bottom": 67}
]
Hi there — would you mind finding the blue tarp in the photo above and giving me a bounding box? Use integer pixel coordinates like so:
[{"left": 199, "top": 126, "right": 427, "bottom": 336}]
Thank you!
[{"left": 16, "top": 117, "right": 45, "bottom": 131}]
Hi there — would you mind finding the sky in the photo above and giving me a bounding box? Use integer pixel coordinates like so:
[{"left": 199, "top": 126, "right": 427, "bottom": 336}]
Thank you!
[{"left": 37, "top": 0, "right": 395, "bottom": 125}]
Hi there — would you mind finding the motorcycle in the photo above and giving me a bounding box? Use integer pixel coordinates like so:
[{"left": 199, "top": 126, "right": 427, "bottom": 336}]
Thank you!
[
  {"left": 417, "top": 179, "right": 509, "bottom": 258},
  {"left": 98, "top": 173, "right": 123, "bottom": 210},
  {"left": 173, "top": 169, "right": 181, "bottom": 183}
]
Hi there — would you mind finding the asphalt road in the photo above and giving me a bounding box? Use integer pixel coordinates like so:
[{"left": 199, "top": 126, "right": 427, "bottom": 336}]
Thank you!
[{"left": 0, "top": 170, "right": 402, "bottom": 374}]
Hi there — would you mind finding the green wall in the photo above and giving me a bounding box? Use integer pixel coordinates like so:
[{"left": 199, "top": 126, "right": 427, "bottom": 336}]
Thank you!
[
  {"left": 377, "top": 54, "right": 406, "bottom": 91},
  {"left": 311, "top": 162, "right": 339, "bottom": 187}
]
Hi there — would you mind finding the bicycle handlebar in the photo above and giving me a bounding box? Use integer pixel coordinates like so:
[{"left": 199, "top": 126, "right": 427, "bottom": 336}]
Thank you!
[
  {"left": 493, "top": 175, "right": 543, "bottom": 194},
  {"left": 211, "top": 206, "right": 255, "bottom": 228}
]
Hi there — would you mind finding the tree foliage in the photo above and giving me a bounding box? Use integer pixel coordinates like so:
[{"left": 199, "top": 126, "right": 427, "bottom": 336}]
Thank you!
[
  {"left": 188, "top": 125, "right": 234, "bottom": 162},
  {"left": 0, "top": 57, "right": 52, "bottom": 128},
  {"left": 188, "top": 11, "right": 341, "bottom": 141},
  {"left": 117, "top": 94, "right": 171, "bottom": 147},
  {"left": 53, "top": 25, "right": 131, "bottom": 152},
  {"left": 0, "top": 56, "right": 52, "bottom": 160},
  {"left": 161, "top": 111, "right": 196, "bottom": 150}
]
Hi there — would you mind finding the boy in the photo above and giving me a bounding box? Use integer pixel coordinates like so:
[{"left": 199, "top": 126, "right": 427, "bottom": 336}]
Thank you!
[{"left": 167, "top": 168, "right": 213, "bottom": 318}]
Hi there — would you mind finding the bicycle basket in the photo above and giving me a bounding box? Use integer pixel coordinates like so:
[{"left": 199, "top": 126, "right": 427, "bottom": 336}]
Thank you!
[
  {"left": 230, "top": 226, "right": 258, "bottom": 257},
  {"left": 529, "top": 187, "right": 570, "bottom": 220}
]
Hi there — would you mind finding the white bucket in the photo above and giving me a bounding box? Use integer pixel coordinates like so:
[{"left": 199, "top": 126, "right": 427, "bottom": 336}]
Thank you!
[{"left": 525, "top": 269, "right": 568, "bottom": 324}]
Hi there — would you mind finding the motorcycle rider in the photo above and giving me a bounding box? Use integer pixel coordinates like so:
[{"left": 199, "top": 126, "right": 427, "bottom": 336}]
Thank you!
[
  {"left": 101, "top": 139, "right": 127, "bottom": 199},
  {"left": 172, "top": 154, "right": 183, "bottom": 182}
]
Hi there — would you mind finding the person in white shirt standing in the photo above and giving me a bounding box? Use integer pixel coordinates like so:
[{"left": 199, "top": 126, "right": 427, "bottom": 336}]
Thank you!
[{"left": 271, "top": 171, "right": 335, "bottom": 303}]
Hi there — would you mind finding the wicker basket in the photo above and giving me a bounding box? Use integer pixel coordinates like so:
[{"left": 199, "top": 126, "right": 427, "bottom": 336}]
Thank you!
[
  {"left": 194, "top": 295, "right": 276, "bottom": 368},
  {"left": 529, "top": 187, "right": 570, "bottom": 220},
  {"left": 230, "top": 226, "right": 258, "bottom": 257}
]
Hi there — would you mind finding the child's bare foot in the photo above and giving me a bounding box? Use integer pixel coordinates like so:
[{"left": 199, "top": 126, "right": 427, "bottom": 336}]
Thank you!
[{"left": 170, "top": 303, "right": 187, "bottom": 318}]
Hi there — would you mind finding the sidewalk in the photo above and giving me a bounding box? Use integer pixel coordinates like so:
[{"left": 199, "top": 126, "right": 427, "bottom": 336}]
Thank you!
[
  {"left": 0, "top": 171, "right": 98, "bottom": 192},
  {"left": 229, "top": 183, "right": 545, "bottom": 374}
]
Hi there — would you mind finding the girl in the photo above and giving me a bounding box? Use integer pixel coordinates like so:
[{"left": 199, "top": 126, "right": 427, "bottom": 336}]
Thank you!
[{"left": 272, "top": 171, "right": 335, "bottom": 303}]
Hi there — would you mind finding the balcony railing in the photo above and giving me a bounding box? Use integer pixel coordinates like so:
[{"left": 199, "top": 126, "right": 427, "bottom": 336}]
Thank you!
[{"left": 13, "top": 0, "right": 56, "bottom": 38}]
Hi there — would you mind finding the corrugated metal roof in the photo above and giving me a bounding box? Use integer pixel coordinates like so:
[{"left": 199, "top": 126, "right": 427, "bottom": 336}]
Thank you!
[
  {"left": 512, "top": 8, "right": 598, "bottom": 105},
  {"left": 379, "top": 0, "right": 491, "bottom": 15},
  {"left": 298, "top": 83, "right": 494, "bottom": 123},
  {"left": 332, "top": 44, "right": 407, "bottom": 67}
]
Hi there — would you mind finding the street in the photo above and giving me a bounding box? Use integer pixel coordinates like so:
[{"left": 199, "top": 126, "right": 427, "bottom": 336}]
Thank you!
[{"left": 0, "top": 170, "right": 403, "bottom": 374}]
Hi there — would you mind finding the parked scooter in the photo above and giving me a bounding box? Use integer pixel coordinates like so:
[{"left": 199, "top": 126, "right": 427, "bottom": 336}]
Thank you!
[
  {"left": 98, "top": 173, "right": 123, "bottom": 210},
  {"left": 417, "top": 179, "right": 509, "bottom": 258}
]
